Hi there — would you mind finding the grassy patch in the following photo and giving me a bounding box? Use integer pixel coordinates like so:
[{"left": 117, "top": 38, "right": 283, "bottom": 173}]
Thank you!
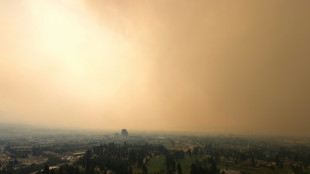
[
  {"left": 177, "top": 155, "right": 204, "bottom": 174},
  {"left": 218, "top": 164, "right": 295, "bottom": 174},
  {"left": 147, "top": 155, "right": 166, "bottom": 173}
]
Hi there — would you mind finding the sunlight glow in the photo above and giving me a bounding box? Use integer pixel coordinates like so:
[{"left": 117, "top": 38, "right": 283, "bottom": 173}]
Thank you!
[{"left": 26, "top": 0, "right": 136, "bottom": 101}]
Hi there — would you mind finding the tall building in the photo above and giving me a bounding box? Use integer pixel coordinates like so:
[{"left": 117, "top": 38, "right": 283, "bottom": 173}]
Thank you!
[{"left": 121, "top": 129, "right": 128, "bottom": 136}]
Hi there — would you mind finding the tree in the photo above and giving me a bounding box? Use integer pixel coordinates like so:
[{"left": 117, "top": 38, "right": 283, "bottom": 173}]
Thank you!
[
  {"left": 191, "top": 163, "right": 197, "bottom": 174},
  {"left": 251, "top": 158, "right": 255, "bottom": 167},
  {"left": 142, "top": 164, "right": 148, "bottom": 174},
  {"left": 177, "top": 162, "right": 183, "bottom": 174},
  {"left": 50, "top": 169, "right": 55, "bottom": 174},
  {"left": 128, "top": 167, "right": 133, "bottom": 174},
  {"left": 187, "top": 149, "right": 192, "bottom": 157},
  {"left": 193, "top": 147, "right": 199, "bottom": 156},
  {"left": 74, "top": 166, "right": 80, "bottom": 174},
  {"left": 43, "top": 164, "right": 50, "bottom": 174},
  {"left": 275, "top": 154, "right": 280, "bottom": 166},
  {"left": 210, "top": 160, "right": 218, "bottom": 174},
  {"left": 85, "top": 159, "right": 90, "bottom": 174}
]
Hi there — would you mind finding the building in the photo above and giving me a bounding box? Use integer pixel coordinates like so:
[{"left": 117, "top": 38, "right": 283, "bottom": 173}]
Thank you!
[{"left": 121, "top": 129, "right": 128, "bottom": 136}]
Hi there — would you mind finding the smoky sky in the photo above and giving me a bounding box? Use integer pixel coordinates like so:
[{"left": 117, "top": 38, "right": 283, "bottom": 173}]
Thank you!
[{"left": 0, "top": 0, "right": 310, "bottom": 135}]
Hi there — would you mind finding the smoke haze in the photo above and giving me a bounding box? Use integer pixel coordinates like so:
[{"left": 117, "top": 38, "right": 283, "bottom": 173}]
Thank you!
[{"left": 0, "top": 0, "right": 310, "bottom": 135}]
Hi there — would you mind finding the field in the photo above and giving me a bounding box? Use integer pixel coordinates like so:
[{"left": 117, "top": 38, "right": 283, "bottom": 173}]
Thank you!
[
  {"left": 147, "top": 154, "right": 310, "bottom": 174},
  {"left": 147, "top": 155, "right": 205, "bottom": 174}
]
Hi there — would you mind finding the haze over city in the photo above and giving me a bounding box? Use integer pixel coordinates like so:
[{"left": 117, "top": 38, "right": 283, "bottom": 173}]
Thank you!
[{"left": 0, "top": 0, "right": 310, "bottom": 136}]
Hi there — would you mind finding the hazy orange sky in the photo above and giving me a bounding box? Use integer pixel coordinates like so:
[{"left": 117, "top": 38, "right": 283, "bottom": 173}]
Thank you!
[{"left": 0, "top": 0, "right": 310, "bottom": 135}]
